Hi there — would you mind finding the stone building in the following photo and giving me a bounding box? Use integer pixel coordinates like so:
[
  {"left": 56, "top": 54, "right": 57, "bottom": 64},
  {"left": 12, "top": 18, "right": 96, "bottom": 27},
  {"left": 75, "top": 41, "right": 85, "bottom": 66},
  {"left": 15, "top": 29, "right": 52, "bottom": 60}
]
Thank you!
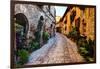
[
  {"left": 14, "top": 4, "right": 56, "bottom": 48},
  {"left": 56, "top": 6, "right": 95, "bottom": 40}
]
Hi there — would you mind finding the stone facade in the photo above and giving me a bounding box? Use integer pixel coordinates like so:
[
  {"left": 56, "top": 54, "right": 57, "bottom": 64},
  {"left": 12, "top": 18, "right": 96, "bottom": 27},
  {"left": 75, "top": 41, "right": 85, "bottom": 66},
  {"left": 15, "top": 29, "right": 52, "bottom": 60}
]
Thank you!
[
  {"left": 14, "top": 4, "right": 56, "bottom": 45},
  {"left": 56, "top": 7, "right": 95, "bottom": 40}
]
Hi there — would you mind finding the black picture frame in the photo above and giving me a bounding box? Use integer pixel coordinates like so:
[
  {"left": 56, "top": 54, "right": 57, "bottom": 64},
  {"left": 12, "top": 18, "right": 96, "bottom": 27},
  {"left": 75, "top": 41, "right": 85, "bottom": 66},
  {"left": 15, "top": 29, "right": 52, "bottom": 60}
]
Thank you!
[{"left": 11, "top": 0, "right": 96, "bottom": 68}]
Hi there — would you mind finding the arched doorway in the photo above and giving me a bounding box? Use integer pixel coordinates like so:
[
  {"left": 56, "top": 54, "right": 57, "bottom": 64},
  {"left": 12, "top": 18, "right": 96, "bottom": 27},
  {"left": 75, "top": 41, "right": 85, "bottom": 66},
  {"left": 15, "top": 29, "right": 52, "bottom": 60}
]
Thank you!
[{"left": 14, "top": 13, "right": 29, "bottom": 50}]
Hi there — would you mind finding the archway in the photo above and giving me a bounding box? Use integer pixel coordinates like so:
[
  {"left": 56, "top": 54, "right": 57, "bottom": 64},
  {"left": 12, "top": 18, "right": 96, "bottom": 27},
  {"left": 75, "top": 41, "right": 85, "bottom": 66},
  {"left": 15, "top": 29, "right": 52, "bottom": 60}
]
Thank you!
[
  {"left": 14, "top": 13, "right": 29, "bottom": 50},
  {"left": 14, "top": 13, "right": 29, "bottom": 35}
]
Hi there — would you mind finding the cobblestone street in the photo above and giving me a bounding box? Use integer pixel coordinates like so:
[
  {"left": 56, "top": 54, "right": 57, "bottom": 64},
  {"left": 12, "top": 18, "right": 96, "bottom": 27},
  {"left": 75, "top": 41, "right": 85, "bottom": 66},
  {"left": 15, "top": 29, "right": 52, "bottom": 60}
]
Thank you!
[{"left": 26, "top": 33, "right": 85, "bottom": 65}]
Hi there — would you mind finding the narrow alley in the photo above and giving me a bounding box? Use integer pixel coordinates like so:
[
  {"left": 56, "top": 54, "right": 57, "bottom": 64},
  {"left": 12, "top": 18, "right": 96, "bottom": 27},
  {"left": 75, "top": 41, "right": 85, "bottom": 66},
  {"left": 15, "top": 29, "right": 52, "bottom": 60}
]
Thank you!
[{"left": 26, "top": 32, "right": 85, "bottom": 65}]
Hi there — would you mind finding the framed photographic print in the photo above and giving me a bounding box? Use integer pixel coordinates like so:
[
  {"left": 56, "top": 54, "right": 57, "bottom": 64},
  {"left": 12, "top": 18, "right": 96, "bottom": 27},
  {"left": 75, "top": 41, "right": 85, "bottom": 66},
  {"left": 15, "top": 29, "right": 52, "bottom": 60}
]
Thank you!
[{"left": 11, "top": 0, "right": 96, "bottom": 68}]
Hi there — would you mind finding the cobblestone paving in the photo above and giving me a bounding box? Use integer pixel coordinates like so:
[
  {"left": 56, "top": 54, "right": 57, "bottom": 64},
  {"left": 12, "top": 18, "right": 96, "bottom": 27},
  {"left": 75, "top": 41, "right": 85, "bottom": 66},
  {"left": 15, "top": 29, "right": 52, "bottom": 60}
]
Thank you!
[{"left": 26, "top": 33, "right": 85, "bottom": 65}]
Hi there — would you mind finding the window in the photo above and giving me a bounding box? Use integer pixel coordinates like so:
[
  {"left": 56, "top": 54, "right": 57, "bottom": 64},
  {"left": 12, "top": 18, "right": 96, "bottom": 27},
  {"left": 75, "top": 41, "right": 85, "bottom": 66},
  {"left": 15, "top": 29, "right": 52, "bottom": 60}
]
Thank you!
[
  {"left": 75, "top": 17, "right": 80, "bottom": 31},
  {"left": 82, "top": 19, "right": 86, "bottom": 33},
  {"left": 80, "top": 7, "right": 85, "bottom": 12},
  {"left": 70, "top": 10, "right": 76, "bottom": 24},
  {"left": 64, "top": 20, "right": 67, "bottom": 24}
]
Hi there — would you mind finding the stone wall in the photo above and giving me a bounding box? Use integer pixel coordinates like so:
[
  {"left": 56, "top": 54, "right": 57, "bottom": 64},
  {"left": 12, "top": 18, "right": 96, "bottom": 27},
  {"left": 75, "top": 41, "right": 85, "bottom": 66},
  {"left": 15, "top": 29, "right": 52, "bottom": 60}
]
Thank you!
[{"left": 15, "top": 4, "right": 56, "bottom": 45}]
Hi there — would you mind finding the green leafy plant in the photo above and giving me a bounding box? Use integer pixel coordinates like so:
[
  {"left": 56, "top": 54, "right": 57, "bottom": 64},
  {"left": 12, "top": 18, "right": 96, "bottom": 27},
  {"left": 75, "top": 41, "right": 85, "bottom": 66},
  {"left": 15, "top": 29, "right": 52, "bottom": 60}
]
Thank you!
[
  {"left": 79, "top": 47, "right": 89, "bottom": 55},
  {"left": 29, "top": 41, "right": 40, "bottom": 52},
  {"left": 17, "top": 49, "right": 29, "bottom": 65},
  {"left": 67, "top": 27, "right": 79, "bottom": 42},
  {"left": 43, "top": 32, "right": 49, "bottom": 43},
  {"left": 34, "top": 31, "right": 41, "bottom": 42},
  {"left": 77, "top": 38, "right": 95, "bottom": 62},
  {"left": 67, "top": 27, "right": 95, "bottom": 62}
]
